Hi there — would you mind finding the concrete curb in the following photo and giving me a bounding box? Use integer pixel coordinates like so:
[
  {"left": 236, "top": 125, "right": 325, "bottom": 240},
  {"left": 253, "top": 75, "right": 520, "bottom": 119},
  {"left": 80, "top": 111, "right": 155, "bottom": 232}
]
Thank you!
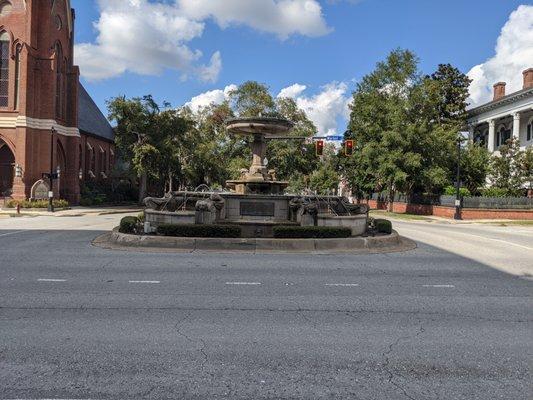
[{"left": 93, "top": 228, "right": 416, "bottom": 254}]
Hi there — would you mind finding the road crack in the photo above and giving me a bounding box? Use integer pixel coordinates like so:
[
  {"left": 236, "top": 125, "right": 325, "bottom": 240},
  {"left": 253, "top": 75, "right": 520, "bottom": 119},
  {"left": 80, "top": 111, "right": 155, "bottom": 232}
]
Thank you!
[
  {"left": 174, "top": 312, "right": 211, "bottom": 374},
  {"left": 382, "top": 322, "right": 426, "bottom": 400}
]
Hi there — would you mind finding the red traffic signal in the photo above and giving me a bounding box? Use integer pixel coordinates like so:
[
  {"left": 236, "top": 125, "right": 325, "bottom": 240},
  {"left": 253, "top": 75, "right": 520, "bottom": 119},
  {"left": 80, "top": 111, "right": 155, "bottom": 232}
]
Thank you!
[
  {"left": 345, "top": 139, "right": 354, "bottom": 156},
  {"left": 315, "top": 140, "right": 324, "bottom": 156}
]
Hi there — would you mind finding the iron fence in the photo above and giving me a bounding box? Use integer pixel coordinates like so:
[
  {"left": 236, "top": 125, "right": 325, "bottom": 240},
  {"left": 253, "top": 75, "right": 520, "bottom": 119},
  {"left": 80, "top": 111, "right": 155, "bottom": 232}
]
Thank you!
[{"left": 368, "top": 193, "right": 532, "bottom": 210}]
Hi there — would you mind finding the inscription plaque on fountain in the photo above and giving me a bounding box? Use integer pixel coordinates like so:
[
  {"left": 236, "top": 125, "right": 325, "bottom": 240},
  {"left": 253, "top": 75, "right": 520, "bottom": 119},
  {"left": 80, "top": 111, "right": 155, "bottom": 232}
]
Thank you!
[{"left": 240, "top": 201, "right": 275, "bottom": 217}]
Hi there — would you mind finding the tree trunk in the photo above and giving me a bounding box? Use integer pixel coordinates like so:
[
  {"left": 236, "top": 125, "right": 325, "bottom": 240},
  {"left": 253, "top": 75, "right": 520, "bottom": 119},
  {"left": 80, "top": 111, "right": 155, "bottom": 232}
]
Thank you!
[
  {"left": 387, "top": 184, "right": 395, "bottom": 212},
  {"left": 168, "top": 169, "right": 173, "bottom": 193},
  {"left": 138, "top": 172, "right": 147, "bottom": 205}
]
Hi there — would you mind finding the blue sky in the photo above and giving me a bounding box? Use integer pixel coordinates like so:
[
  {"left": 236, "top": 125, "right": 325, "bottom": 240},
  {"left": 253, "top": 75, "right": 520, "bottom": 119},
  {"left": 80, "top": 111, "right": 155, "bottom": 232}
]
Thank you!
[{"left": 71, "top": 0, "right": 533, "bottom": 134}]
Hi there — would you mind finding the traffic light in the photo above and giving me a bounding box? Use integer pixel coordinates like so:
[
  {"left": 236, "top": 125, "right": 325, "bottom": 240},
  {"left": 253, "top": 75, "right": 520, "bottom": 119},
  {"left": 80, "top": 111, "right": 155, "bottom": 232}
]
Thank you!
[
  {"left": 315, "top": 140, "right": 324, "bottom": 156},
  {"left": 345, "top": 139, "right": 354, "bottom": 156}
]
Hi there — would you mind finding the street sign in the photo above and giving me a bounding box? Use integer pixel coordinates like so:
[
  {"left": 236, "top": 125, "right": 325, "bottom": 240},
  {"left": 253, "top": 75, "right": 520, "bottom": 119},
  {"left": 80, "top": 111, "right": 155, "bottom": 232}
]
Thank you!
[{"left": 326, "top": 136, "right": 343, "bottom": 141}]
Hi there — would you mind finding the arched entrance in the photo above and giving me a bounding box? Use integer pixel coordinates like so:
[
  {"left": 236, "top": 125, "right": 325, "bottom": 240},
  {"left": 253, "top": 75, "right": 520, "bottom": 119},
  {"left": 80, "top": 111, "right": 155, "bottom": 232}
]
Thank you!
[
  {"left": 0, "top": 139, "right": 15, "bottom": 196},
  {"left": 56, "top": 140, "right": 67, "bottom": 199}
]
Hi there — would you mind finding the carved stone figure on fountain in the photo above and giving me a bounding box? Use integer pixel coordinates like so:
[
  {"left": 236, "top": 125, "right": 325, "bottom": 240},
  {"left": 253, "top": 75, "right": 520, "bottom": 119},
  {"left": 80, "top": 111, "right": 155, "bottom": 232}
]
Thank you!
[{"left": 194, "top": 194, "right": 225, "bottom": 225}]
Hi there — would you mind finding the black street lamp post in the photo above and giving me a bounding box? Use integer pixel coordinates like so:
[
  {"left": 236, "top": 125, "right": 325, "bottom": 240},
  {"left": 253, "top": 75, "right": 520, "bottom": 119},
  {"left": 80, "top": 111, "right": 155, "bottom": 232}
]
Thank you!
[
  {"left": 453, "top": 136, "right": 462, "bottom": 220},
  {"left": 454, "top": 131, "right": 470, "bottom": 221}
]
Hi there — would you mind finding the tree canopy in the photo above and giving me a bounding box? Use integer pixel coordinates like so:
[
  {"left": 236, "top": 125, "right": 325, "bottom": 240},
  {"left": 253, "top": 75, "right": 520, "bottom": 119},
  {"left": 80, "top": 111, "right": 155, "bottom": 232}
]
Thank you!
[{"left": 341, "top": 49, "right": 473, "bottom": 207}]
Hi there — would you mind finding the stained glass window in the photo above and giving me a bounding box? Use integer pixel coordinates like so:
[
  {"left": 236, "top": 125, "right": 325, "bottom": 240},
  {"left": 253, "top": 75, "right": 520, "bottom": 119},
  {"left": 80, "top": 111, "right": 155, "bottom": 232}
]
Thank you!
[{"left": 0, "top": 32, "right": 10, "bottom": 107}]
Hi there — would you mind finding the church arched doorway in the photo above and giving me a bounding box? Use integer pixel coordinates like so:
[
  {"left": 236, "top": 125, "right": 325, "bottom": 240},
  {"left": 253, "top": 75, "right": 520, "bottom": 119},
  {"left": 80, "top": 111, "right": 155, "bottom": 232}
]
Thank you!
[
  {"left": 56, "top": 140, "right": 67, "bottom": 199},
  {"left": 0, "top": 139, "right": 15, "bottom": 196}
]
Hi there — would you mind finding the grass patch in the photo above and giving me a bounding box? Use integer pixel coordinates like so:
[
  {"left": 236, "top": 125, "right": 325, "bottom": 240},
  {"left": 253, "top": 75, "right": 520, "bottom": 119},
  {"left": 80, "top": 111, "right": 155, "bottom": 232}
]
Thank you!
[
  {"left": 370, "top": 211, "right": 431, "bottom": 221},
  {"left": 490, "top": 220, "right": 533, "bottom": 226}
]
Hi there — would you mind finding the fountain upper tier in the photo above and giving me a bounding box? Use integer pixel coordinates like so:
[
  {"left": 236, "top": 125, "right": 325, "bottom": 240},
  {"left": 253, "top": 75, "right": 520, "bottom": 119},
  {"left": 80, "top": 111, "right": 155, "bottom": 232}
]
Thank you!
[
  {"left": 225, "top": 117, "right": 295, "bottom": 195},
  {"left": 226, "top": 117, "right": 294, "bottom": 138}
]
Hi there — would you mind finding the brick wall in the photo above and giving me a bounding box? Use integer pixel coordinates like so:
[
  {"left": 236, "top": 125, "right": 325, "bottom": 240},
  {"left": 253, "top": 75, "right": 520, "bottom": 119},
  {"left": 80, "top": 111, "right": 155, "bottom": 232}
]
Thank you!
[{"left": 363, "top": 199, "right": 533, "bottom": 220}]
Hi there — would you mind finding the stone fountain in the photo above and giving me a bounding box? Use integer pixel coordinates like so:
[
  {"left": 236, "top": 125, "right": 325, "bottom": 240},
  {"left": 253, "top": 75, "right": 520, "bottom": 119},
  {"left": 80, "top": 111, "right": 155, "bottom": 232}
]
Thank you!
[{"left": 143, "top": 117, "right": 369, "bottom": 238}]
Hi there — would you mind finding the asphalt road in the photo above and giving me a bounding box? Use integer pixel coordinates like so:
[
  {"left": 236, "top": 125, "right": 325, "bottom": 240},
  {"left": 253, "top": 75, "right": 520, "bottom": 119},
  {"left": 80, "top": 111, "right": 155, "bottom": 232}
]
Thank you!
[{"left": 0, "top": 214, "right": 531, "bottom": 399}]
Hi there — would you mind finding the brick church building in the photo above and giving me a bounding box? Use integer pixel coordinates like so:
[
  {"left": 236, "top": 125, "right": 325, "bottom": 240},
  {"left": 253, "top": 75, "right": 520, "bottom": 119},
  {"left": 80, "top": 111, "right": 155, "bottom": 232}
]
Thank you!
[{"left": 0, "top": 0, "right": 114, "bottom": 204}]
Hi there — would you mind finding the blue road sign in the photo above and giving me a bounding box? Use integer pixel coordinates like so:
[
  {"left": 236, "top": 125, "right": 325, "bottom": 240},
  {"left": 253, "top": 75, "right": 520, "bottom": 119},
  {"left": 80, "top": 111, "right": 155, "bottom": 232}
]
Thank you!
[{"left": 326, "top": 136, "right": 343, "bottom": 141}]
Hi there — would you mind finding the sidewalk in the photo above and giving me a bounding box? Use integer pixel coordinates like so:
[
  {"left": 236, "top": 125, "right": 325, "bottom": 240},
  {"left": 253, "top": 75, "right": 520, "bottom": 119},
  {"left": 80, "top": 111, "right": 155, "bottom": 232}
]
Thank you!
[
  {"left": 369, "top": 210, "right": 533, "bottom": 225},
  {"left": 0, "top": 205, "right": 142, "bottom": 218}
]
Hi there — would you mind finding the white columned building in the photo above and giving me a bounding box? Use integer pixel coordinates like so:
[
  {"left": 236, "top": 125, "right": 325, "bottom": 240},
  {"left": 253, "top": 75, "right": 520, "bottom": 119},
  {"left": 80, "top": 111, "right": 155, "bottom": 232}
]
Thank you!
[{"left": 467, "top": 68, "right": 533, "bottom": 153}]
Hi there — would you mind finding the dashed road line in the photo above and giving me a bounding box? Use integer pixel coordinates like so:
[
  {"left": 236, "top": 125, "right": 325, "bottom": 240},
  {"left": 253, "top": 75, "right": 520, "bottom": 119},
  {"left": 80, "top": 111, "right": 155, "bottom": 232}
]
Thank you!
[
  {"left": 37, "top": 278, "right": 67, "bottom": 282},
  {"left": 325, "top": 283, "right": 359, "bottom": 287},
  {"left": 0, "top": 230, "right": 25, "bottom": 238},
  {"left": 225, "top": 282, "right": 262, "bottom": 286},
  {"left": 129, "top": 280, "right": 160, "bottom": 284},
  {"left": 422, "top": 284, "right": 455, "bottom": 288}
]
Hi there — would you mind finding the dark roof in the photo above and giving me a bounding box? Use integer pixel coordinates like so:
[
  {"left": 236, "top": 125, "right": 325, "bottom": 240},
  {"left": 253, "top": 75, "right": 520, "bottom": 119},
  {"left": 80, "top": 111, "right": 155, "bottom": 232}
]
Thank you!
[{"left": 78, "top": 83, "right": 114, "bottom": 141}]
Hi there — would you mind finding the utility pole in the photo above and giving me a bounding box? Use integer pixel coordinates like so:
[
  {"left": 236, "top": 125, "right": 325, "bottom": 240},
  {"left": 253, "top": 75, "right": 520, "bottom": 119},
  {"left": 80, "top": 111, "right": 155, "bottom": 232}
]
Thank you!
[
  {"left": 454, "top": 131, "right": 470, "bottom": 220},
  {"left": 453, "top": 136, "right": 462, "bottom": 220}
]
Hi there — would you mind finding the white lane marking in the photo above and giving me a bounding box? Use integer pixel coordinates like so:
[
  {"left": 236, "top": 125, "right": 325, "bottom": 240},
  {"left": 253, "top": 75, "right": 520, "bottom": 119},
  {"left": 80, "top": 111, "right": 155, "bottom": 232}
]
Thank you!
[
  {"left": 129, "top": 280, "right": 160, "bottom": 284},
  {"left": 325, "top": 283, "right": 359, "bottom": 287},
  {"left": 37, "top": 278, "right": 67, "bottom": 282},
  {"left": 457, "top": 232, "right": 533, "bottom": 251},
  {"left": 422, "top": 284, "right": 455, "bottom": 288},
  {"left": 399, "top": 226, "right": 533, "bottom": 252},
  {"left": 225, "top": 282, "right": 261, "bottom": 285},
  {"left": 0, "top": 230, "right": 25, "bottom": 238}
]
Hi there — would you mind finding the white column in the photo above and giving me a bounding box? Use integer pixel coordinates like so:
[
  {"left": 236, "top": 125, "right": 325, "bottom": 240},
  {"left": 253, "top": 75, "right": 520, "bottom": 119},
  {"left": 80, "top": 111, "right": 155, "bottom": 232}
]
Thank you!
[
  {"left": 487, "top": 119, "right": 496, "bottom": 152},
  {"left": 512, "top": 112, "right": 521, "bottom": 143},
  {"left": 468, "top": 125, "right": 475, "bottom": 142}
]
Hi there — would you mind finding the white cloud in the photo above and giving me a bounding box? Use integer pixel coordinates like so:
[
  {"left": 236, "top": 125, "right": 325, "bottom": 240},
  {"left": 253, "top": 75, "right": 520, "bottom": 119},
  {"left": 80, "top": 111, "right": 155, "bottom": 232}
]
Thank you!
[
  {"left": 467, "top": 5, "right": 533, "bottom": 106},
  {"left": 76, "top": 0, "right": 206, "bottom": 81},
  {"left": 278, "top": 83, "right": 307, "bottom": 99},
  {"left": 185, "top": 84, "right": 237, "bottom": 113},
  {"left": 197, "top": 51, "right": 222, "bottom": 83},
  {"left": 278, "top": 82, "right": 351, "bottom": 135},
  {"left": 178, "top": 0, "right": 330, "bottom": 39},
  {"left": 75, "top": 0, "right": 330, "bottom": 81}
]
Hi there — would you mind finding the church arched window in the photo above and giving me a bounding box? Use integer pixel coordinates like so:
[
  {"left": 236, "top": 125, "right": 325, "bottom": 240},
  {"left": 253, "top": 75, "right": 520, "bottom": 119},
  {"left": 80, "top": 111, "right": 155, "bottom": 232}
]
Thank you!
[
  {"left": 14, "top": 44, "right": 21, "bottom": 109},
  {"left": 0, "top": 31, "right": 10, "bottom": 107},
  {"left": 55, "top": 43, "right": 62, "bottom": 119}
]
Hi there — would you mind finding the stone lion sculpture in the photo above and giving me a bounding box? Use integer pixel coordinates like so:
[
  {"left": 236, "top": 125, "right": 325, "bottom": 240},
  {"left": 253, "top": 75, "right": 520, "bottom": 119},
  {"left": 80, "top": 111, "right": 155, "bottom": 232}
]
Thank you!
[{"left": 195, "top": 193, "right": 225, "bottom": 213}]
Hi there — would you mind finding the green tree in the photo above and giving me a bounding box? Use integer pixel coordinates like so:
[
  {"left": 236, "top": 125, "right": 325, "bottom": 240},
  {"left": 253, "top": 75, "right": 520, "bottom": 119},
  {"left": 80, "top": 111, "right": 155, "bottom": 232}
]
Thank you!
[
  {"left": 459, "top": 142, "right": 490, "bottom": 195},
  {"left": 309, "top": 149, "right": 340, "bottom": 195},
  {"left": 345, "top": 49, "right": 470, "bottom": 210},
  {"left": 108, "top": 95, "right": 193, "bottom": 200},
  {"left": 488, "top": 138, "right": 525, "bottom": 196},
  {"left": 107, "top": 95, "right": 160, "bottom": 202},
  {"left": 155, "top": 108, "right": 195, "bottom": 192},
  {"left": 229, "top": 81, "right": 277, "bottom": 118},
  {"left": 520, "top": 147, "right": 533, "bottom": 193},
  {"left": 266, "top": 97, "right": 318, "bottom": 181},
  {"left": 427, "top": 64, "right": 472, "bottom": 126},
  {"left": 180, "top": 102, "right": 250, "bottom": 187}
]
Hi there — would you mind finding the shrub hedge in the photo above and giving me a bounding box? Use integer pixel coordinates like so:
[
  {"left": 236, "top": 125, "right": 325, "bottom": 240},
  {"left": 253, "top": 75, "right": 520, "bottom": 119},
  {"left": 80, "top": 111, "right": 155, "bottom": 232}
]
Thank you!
[
  {"left": 157, "top": 224, "right": 241, "bottom": 238},
  {"left": 273, "top": 226, "right": 352, "bottom": 239},
  {"left": 119, "top": 216, "right": 140, "bottom": 234},
  {"left": 374, "top": 219, "right": 392, "bottom": 234},
  {"left": 6, "top": 199, "right": 69, "bottom": 209}
]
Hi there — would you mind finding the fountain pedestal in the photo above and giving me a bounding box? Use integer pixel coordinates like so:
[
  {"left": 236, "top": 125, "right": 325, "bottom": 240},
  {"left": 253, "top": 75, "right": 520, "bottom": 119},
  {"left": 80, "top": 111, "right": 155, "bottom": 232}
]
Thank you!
[{"left": 225, "top": 118, "right": 293, "bottom": 195}]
